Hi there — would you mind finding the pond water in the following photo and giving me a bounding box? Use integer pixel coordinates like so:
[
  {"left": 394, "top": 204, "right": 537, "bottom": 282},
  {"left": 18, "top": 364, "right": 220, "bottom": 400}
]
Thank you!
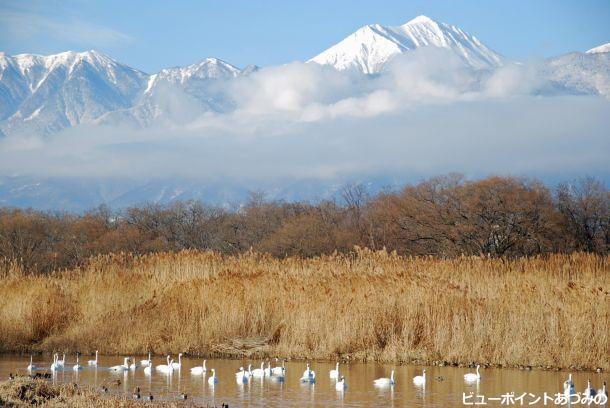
[{"left": 0, "top": 354, "right": 607, "bottom": 407}]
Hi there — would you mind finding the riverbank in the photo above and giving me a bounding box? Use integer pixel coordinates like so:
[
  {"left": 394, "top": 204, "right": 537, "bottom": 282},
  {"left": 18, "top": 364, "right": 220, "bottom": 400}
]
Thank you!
[
  {"left": 0, "top": 250, "right": 607, "bottom": 371},
  {"left": 0, "top": 376, "right": 186, "bottom": 407}
]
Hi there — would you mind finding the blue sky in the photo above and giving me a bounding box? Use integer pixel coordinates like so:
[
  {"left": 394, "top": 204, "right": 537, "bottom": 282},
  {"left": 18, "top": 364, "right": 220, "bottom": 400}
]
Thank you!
[{"left": 1, "top": 0, "right": 610, "bottom": 73}]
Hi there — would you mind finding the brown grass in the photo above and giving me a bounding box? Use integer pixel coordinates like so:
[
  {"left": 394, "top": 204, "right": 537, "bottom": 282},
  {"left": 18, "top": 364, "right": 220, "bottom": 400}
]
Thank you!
[
  {"left": 0, "top": 249, "right": 608, "bottom": 370},
  {"left": 0, "top": 376, "right": 185, "bottom": 407}
]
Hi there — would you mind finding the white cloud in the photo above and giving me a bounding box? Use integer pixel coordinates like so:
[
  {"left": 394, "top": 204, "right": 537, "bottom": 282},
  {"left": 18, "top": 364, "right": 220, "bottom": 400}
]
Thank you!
[
  {"left": 0, "top": 8, "right": 132, "bottom": 49},
  {"left": 0, "top": 48, "right": 609, "bottom": 194}
]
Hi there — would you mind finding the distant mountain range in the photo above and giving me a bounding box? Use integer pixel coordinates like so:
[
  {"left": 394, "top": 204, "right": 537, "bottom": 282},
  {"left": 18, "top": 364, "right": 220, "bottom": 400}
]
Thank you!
[
  {"left": 0, "top": 15, "right": 609, "bottom": 210},
  {"left": 1, "top": 15, "right": 609, "bottom": 138}
]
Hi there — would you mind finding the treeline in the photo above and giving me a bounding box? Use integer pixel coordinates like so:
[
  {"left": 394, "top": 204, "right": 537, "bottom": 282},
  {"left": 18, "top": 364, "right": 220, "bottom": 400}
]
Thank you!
[{"left": 0, "top": 175, "right": 608, "bottom": 274}]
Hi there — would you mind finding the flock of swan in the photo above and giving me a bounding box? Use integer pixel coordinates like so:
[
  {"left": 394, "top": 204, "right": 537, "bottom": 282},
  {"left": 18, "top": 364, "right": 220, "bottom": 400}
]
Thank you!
[
  {"left": 23, "top": 353, "right": 608, "bottom": 401},
  {"left": 25, "top": 352, "right": 476, "bottom": 390},
  {"left": 563, "top": 373, "right": 607, "bottom": 402}
]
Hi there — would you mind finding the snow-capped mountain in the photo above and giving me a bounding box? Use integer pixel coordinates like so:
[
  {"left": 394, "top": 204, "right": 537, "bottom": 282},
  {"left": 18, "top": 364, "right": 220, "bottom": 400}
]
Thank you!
[
  {"left": 586, "top": 43, "right": 610, "bottom": 54},
  {"left": 543, "top": 48, "right": 610, "bottom": 97},
  {"left": 96, "top": 57, "right": 244, "bottom": 127},
  {"left": 0, "top": 50, "right": 147, "bottom": 136},
  {"left": 309, "top": 15, "right": 503, "bottom": 73},
  {"left": 0, "top": 51, "right": 247, "bottom": 133},
  {"left": 1, "top": 17, "right": 609, "bottom": 210},
  {"left": 0, "top": 18, "right": 609, "bottom": 141}
]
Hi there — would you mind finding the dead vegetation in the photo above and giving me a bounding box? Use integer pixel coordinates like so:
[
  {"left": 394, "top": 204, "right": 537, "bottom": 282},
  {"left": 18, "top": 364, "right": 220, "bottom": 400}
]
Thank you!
[{"left": 0, "top": 249, "right": 607, "bottom": 371}]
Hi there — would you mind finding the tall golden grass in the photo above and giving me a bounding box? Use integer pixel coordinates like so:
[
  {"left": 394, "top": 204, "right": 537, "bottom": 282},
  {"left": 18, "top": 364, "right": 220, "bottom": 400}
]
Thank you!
[{"left": 0, "top": 249, "right": 608, "bottom": 370}]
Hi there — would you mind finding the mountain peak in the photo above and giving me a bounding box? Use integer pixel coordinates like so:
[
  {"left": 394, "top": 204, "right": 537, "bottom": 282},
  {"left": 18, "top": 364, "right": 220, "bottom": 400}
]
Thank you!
[
  {"left": 405, "top": 15, "right": 437, "bottom": 25},
  {"left": 586, "top": 42, "right": 610, "bottom": 54},
  {"left": 309, "top": 16, "right": 502, "bottom": 73}
]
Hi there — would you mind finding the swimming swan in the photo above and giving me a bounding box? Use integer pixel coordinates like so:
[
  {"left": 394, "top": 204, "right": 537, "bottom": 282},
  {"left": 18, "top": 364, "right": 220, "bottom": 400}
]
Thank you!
[
  {"left": 329, "top": 362, "right": 340, "bottom": 379},
  {"left": 236, "top": 366, "right": 249, "bottom": 383},
  {"left": 584, "top": 379, "right": 597, "bottom": 399},
  {"left": 251, "top": 362, "right": 266, "bottom": 377},
  {"left": 413, "top": 369, "right": 426, "bottom": 386},
  {"left": 156, "top": 356, "right": 174, "bottom": 374},
  {"left": 263, "top": 362, "right": 273, "bottom": 377},
  {"left": 129, "top": 357, "right": 140, "bottom": 370},
  {"left": 336, "top": 376, "right": 347, "bottom": 390},
  {"left": 57, "top": 353, "right": 66, "bottom": 368},
  {"left": 208, "top": 368, "right": 218, "bottom": 385},
  {"left": 301, "top": 364, "right": 313, "bottom": 381},
  {"left": 599, "top": 382, "right": 607, "bottom": 400},
  {"left": 26, "top": 355, "right": 37, "bottom": 371},
  {"left": 271, "top": 359, "right": 286, "bottom": 376},
  {"left": 144, "top": 359, "right": 153, "bottom": 375},
  {"left": 190, "top": 359, "right": 207, "bottom": 375},
  {"left": 564, "top": 373, "right": 575, "bottom": 399},
  {"left": 87, "top": 350, "right": 98, "bottom": 366},
  {"left": 109, "top": 357, "right": 130, "bottom": 372},
  {"left": 140, "top": 352, "right": 151, "bottom": 367},
  {"left": 464, "top": 365, "right": 481, "bottom": 382},
  {"left": 50, "top": 354, "right": 61, "bottom": 372},
  {"left": 171, "top": 353, "right": 182, "bottom": 370},
  {"left": 300, "top": 364, "right": 316, "bottom": 383},
  {"left": 73, "top": 354, "right": 83, "bottom": 371},
  {"left": 374, "top": 370, "right": 395, "bottom": 386}
]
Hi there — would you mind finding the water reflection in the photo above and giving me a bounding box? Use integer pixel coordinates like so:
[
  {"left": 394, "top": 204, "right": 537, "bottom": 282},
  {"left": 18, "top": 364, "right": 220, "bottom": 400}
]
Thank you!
[{"left": 0, "top": 355, "right": 607, "bottom": 407}]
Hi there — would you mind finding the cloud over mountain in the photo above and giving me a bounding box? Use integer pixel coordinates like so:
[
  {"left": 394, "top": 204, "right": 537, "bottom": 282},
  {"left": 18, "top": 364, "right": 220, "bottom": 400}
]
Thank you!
[{"left": 0, "top": 16, "right": 609, "bottom": 210}]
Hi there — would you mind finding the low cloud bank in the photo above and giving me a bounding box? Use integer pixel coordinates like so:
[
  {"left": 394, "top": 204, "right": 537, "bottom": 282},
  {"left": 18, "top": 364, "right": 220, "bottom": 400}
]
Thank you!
[{"left": 1, "top": 49, "right": 609, "bottom": 191}]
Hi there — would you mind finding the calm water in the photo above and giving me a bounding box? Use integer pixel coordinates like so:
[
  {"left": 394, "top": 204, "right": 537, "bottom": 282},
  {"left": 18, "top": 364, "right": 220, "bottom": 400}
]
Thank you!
[{"left": 1, "top": 354, "right": 607, "bottom": 407}]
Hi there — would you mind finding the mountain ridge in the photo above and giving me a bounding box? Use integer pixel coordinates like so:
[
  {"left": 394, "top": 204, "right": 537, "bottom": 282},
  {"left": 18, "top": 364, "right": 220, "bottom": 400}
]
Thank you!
[
  {"left": 1, "top": 18, "right": 609, "bottom": 138},
  {"left": 308, "top": 15, "right": 503, "bottom": 73}
]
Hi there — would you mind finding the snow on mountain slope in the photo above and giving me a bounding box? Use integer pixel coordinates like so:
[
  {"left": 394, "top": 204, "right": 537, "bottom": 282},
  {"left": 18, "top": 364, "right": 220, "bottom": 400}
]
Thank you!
[
  {"left": 148, "top": 57, "right": 241, "bottom": 87},
  {"left": 309, "top": 15, "right": 503, "bottom": 73},
  {"left": 96, "top": 57, "right": 242, "bottom": 127},
  {"left": 586, "top": 42, "right": 610, "bottom": 54},
  {"left": 1, "top": 21, "right": 609, "bottom": 139},
  {"left": 543, "top": 50, "right": 610, "bottom": 97},
  {"left": 0, "top": 50, "right": 148, "bottom": 136}
]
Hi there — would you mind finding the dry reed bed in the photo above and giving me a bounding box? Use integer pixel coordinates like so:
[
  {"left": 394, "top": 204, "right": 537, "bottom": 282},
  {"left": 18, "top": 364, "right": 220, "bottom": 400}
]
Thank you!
[
  {"left": 0, "top": 376, "right": 185, "bottom": 407},
  {"left": 0, "top": 249, "right": 608, "bottom": 370}
]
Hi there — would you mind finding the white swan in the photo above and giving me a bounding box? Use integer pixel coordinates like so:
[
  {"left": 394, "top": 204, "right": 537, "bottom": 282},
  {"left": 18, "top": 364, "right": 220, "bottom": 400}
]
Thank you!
[
  {"left": 251, "top": 362, "right": 266, "bottom": 377},
  {"left": 140, "top": 352, "right": 151, "bottom": 367},
  {"left": 109, "top": 357, "right": 130, "bottom": 372},
  {"left": 300, "top": 364, "right": 316, "bottom": 383},
  {"left": 156, "top": 356, "right": 173, "bottom": 374},
  {"left": 129, "top": 357, "right": 139, "bottom": 370},
  {"left": 413, "top": 369, "right": 426, "bottom": 386},
  {"left": 584, "top": 379, "right": 597, "bottom": 399},
  {"left": 335, "top": 376, "right": 347, "bottom": 390},
  {"left": 564, "top": 373, "right": 575, "bottom": 399},
  {"left": 263, "top": 362, "right": 273, "bottom": 377},
  {"left": 171, "top": 353, "right": 182, "bottom": 370},
  {"left": 301, "top": 364, "right": 313, "bottom": 381},
  {"left": 464, "top": 365, "right": 481, "bottom": 382},
  {"left": 73, "top": 354, "right": 83, "bottom": 371},
  {"left": 143, "top": 359, "right": 153, "bottom": 375},
  {"left": 57, "top": 353, "right": 66, "bottom": 368},
  {"left": 50, "top": 354, "right": 61, "bottom": 372},
  {"left": 87, "top": 350, "right": 98, "bottom": 366},
  {"left": 208, "top": 368, "right": 218, "bottom": 385},
  {"left": 235, "top": 366, "right": 250, "bottom": 383},
  {"left": 271, "top": 359, "right": 286, "bottom": 376},
  {"left": 374, "top": 370, "right": 395, "bottom": 386},
  {"left": 599, "top": 381, "right": 607, "bottom": 400},
  {"left": 26, "top": 355, "right": 37, "bottom": 371},
  {"left": 329, "top": 362, "right": 340, "bottom": 379},
  {"left": 190, "top": 359, "right": 207, "bottom": 375}
]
